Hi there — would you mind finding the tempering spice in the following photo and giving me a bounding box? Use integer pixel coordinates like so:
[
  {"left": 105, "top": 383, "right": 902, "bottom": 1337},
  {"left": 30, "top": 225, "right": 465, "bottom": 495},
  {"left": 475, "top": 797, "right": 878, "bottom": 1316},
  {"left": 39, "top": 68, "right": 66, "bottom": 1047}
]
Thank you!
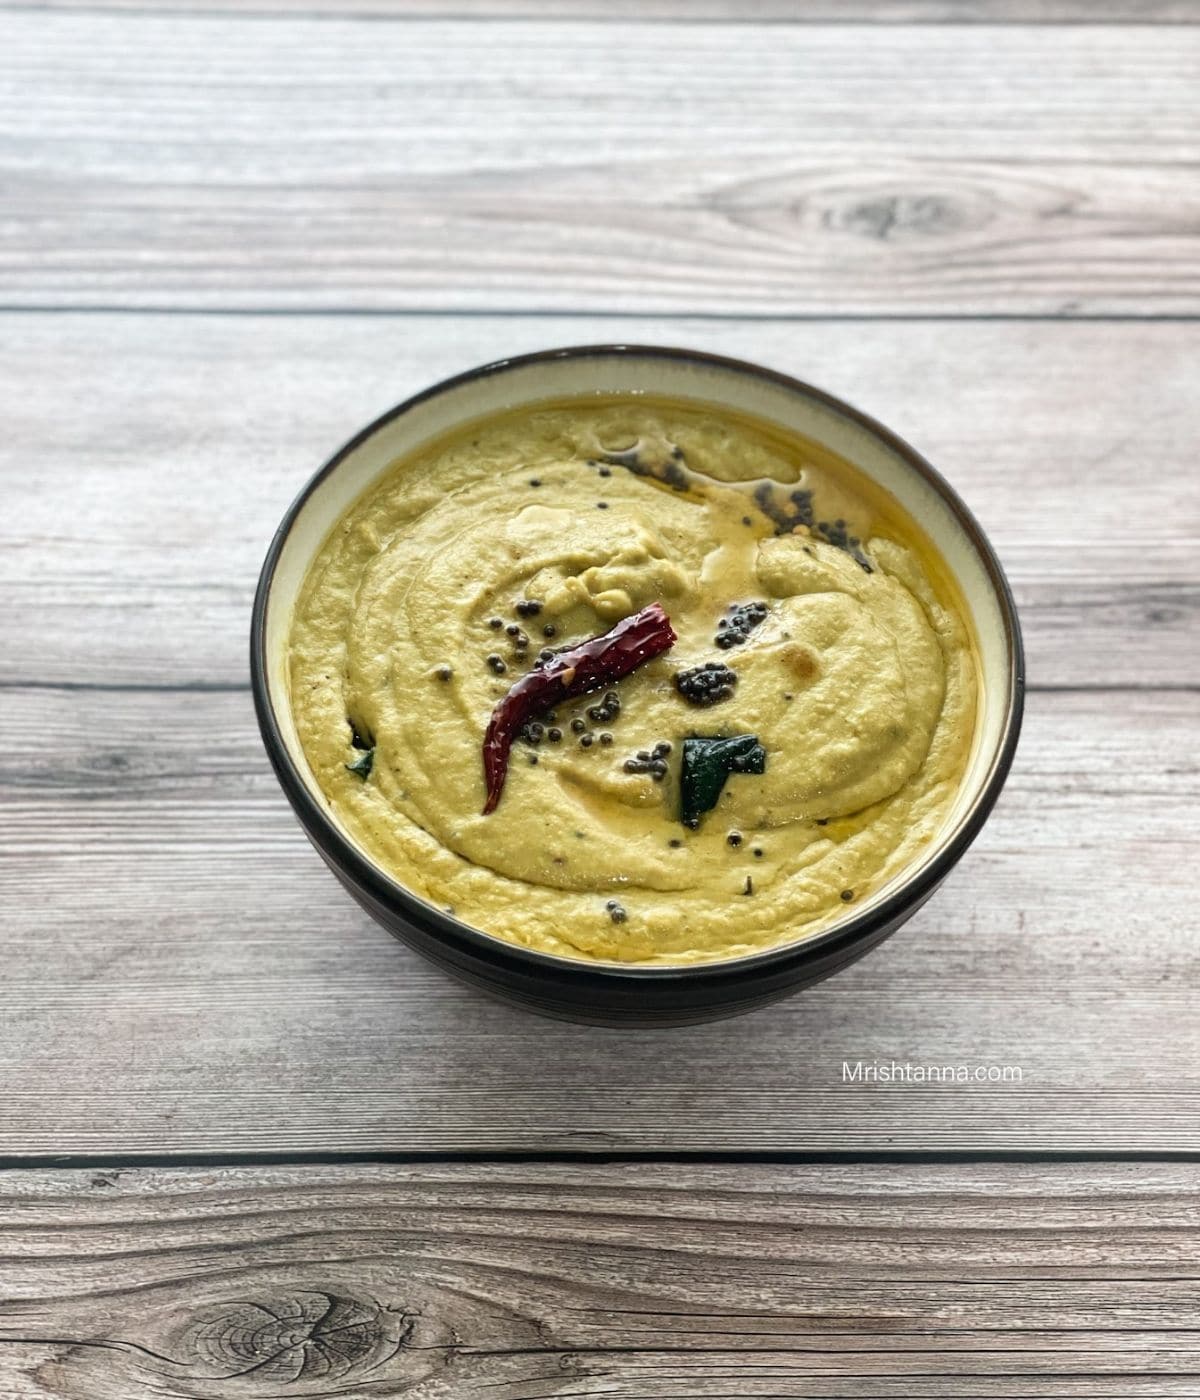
[{"left": 481, "top": 602, "right": 677, "bottom": 813}]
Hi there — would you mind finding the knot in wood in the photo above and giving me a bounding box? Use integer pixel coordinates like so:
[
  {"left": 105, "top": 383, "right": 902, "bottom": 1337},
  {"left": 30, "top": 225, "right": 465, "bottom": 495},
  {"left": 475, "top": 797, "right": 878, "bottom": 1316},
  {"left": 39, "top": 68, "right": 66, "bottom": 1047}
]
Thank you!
[
  {"left": 178, "top": 1289, "right": 412, "bottom": 1391},
  {"left": 827, "top": 192, "right": 971, "bottom": 241}
]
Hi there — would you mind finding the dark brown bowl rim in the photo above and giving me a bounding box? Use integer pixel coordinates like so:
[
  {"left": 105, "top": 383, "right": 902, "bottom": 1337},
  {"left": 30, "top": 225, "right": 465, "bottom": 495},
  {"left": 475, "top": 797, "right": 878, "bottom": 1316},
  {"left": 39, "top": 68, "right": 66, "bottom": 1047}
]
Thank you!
[{"left": 251, "top": 344, "right": 1025, "bottom": 984}]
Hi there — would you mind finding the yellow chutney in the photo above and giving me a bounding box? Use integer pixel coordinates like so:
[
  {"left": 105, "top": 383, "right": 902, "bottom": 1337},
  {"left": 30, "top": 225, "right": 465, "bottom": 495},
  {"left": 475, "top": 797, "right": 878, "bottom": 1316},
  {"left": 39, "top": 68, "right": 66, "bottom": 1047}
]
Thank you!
[{"left": 287, "top": 395, "right": 979, "bottom": 965}]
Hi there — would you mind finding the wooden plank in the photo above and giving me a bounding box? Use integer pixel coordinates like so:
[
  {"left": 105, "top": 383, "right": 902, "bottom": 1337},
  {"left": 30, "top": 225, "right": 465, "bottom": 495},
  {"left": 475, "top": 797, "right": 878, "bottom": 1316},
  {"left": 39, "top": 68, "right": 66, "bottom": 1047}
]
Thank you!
[
  {"left": 1, "top": 1162, "right": 1199, "bottom": 1399},
  {"left": 2, "top": 312, "right": 1196, "bottom": 690},
  {"left": 2, "top": 16, "right": 1198, "bottom": 314},
  {"left": 4, "top": 1, "right": 1197, "bottom": 19},
  {"left": 0, "top": 683, "right": 1196, "bottom": 1155}
]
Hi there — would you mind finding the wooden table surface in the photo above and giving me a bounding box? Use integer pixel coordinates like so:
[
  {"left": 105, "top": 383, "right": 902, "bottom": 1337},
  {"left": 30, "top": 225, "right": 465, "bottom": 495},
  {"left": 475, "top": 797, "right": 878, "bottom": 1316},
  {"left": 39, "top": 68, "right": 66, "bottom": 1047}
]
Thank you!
[{"left": 2, "top": 3, "right": 1198, "bottom": 1396}]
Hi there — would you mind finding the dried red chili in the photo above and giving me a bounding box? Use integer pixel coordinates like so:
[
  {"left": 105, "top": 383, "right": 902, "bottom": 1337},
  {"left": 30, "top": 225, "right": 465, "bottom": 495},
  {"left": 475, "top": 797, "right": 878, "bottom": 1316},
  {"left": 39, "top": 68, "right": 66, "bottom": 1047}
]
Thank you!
[{"left": 481, "top": 601, "right": 677, "bottom": 814}]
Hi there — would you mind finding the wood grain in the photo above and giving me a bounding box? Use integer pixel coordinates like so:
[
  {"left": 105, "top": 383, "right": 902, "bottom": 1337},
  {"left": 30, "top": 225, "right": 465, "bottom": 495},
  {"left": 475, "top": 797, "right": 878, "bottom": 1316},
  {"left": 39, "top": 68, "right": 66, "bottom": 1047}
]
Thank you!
[
  {"left": 2, "top": 312, "right": 1197, "bottom": 690},
  {"left": 2, "top": 15, "right": 1198, "bottom": 314},
  {"left": 0, "top": 681, "right": 1196, "bottom": 1155},
  {"left": 1, "top": 1162, "right": 1200, "bottom": 1399},
  {"left": 0, "top": 3, "right": 1196, "bottom": 1386}
]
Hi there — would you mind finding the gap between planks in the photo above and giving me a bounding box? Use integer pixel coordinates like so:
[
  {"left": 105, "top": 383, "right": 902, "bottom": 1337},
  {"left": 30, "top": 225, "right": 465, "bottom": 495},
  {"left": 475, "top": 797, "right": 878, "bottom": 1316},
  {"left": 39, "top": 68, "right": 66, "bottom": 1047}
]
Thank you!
[
  {"left": 3, "top": 306, "right": 1200, "bottom": 321},
  {"left": 4, "top": 1149, "right": 1200, "bottom": 1170}
]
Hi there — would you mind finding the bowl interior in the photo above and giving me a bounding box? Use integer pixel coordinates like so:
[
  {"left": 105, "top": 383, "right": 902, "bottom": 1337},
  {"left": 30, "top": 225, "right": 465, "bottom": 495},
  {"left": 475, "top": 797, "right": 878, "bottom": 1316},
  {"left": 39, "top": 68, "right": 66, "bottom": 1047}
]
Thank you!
[{"left": 260, "top": 347, "right": 1018, "bottom": 964}]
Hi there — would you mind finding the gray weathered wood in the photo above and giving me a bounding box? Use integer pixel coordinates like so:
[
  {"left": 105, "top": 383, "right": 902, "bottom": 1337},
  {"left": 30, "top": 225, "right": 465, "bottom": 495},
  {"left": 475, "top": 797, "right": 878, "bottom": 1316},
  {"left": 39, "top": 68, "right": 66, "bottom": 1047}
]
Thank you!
[
  {"left": 1, "top": 1162, "right": 1199, "bottom": 1399},
  {"left": 0, "top": 682, "right": 1196, "bottom": 1155},
  {"left": 2, "top": 312, "right": 1196, "bottom": 690},
  {"left": 0, "top": 0, "right": 1197, "bottom": 1384},
  {"left": 2, "top": 16, "right": 1198, "bottom": 314},
  {"left": 5, "top": 1, "right": 1197, "bottom": 18}
]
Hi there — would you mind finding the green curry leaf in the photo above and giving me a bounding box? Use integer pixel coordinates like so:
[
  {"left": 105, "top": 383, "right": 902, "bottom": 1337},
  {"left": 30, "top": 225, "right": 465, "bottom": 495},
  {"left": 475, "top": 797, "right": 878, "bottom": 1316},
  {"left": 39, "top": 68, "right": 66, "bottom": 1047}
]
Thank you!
[
  {"left": 679, "top": 734, "right": 766, "bottom": 828},
  {"left": 346, "top": 747, "right": 375, "bottom": 780}
]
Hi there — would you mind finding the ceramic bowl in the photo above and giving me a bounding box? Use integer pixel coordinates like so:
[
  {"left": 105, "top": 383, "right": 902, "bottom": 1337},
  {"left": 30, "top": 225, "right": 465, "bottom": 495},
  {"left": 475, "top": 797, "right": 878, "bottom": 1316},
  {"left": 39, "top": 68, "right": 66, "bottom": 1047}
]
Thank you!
[{"left": 251, "top": 346, "right": 1023, "bottom": 1025}]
